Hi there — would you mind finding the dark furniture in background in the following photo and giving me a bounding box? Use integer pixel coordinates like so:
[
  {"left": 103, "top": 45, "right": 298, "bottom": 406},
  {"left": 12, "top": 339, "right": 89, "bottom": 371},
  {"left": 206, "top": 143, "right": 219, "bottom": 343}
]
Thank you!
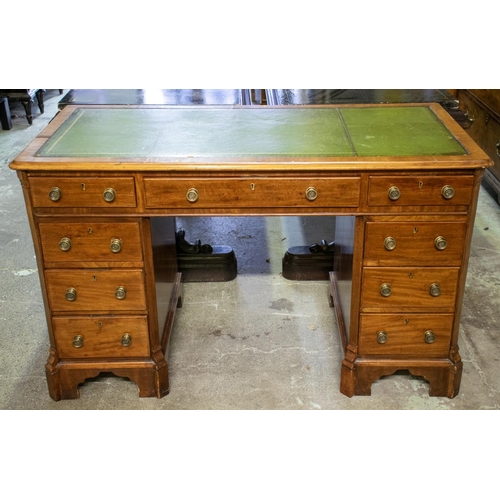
[
  {"left": 58, "top": 89, "right": 252, "bottom": 109},
  {"left": 0, "top": 97, "right": 12, "bottom": 130},
  {"left": 266, "top": 88, "right": 458, "bottom": 106},
  {"left": 455, "top": 90, "right": 500, "bottom": 204},
  {"left": 0, "top": 89, "right": 45, "bottom": 128}
]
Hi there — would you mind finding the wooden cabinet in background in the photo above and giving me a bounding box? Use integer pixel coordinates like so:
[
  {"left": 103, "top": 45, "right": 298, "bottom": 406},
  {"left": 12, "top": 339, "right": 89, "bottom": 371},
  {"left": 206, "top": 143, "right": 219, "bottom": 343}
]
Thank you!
[{"left": 456, "top": 90, "right": 500, "bottom": 203}]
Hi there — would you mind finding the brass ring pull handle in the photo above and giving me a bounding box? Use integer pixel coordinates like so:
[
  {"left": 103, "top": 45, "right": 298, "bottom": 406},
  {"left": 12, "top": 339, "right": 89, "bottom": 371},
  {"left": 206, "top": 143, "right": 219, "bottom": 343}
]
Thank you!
[
  {"left": 59, "top": 237, "right": 72, "bottom": 252},
  {"left": 424, "top": 330, "right": 436, "bottom": 344},
  {"left": 305, "top": 187, "right": 318, "bottom": 201},
  {"left": 388, "top": 186, "right": 401, "bottom": 201},
  {"left": 434, "top": 236, "right": 448, "bottom": 250},
  {"left": 384, "top": 236, "right": 397, "bottom": 251},
  {"left": 429, "top": 283, "right": 441, "bottom": 297},
  {"left": 103, "top": 188, "right": 116, "bottom": 202},
  {"left": 380, "top": 283, "right": 392, "bottom": 297},
  {"left": 441, "top": 185, "right": 455, "bottom": 200},
  {"left": 65, "top": 287, "right": 77, "bottom": 302},
  {"left": 72, "top": 335, "right": 84, "bottom": 348},
  {"left": 377, "top": 331, "right": 388, "bottom": 344},
  {"left": 115, "top": 286, "right": 127, "bottom": 300},
  {"left": 110, "top": 238, "right": 122, "bottom": 253},
  {"left": 186, "top": 188, "right": 199, "bottom": 203},
  {"left": 121, "top": 333, "right": 132, "bottom": 347},
  {"left": 49, "top": 187, "right": 62, "bottom": 201}
]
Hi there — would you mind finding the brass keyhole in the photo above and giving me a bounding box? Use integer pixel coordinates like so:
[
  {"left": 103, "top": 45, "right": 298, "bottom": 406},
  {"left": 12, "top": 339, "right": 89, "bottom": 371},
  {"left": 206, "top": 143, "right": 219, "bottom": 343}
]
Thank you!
[
  {"left": 250, "top": 183, "right": 255, "bottom": 191},
  {"left": 418, "top": 181, "right": 423, "bottom": 188},
  {"left": 81, "top": 183, "right": 86, "bottom": 191},
  {"left": 88, "top": 228, "right": 93, "bottom": 234}
]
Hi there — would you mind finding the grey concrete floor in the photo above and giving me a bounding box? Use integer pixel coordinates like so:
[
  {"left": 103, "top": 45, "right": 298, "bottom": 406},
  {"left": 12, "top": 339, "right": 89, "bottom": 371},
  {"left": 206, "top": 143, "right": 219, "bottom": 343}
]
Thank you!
[{"left": 1, "top": 90, "right": 499, "bottom": 410}]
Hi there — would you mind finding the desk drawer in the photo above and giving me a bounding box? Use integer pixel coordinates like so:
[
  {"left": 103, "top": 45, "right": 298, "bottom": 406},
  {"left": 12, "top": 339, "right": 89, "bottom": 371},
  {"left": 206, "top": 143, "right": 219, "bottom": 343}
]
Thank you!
[
  {"left": 143, "top": 177, "right": 360, "bottom": 208},
  {"left": 30, "top": 176, "right": 137, "bottom": 207},
  {"left": 364, "top": 221, "right": 466, "bottom": 266},
  {"left": 359, "top": 313, "right": 453, "bottom": 357},
  {"left": 367, "top": 175, "right": 474, "bottom": 206},
  {"left": 54, "top": 315, "right": 149, "bottom": 358},
  {"left": 46, "top": 269, "right": 147, "bottom": 311},
  {"left": 361, "top": 267, "right": 459, "bottom": 312},
  {"left": 39, "top": 221, "right": 143, "bottom": 263}
]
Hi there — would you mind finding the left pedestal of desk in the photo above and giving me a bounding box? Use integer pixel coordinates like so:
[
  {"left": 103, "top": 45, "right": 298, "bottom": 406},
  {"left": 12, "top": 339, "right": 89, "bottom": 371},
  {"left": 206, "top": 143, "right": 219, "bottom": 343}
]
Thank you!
[{"left": 17, "top": 172, "right": 182, "bottom": 400}]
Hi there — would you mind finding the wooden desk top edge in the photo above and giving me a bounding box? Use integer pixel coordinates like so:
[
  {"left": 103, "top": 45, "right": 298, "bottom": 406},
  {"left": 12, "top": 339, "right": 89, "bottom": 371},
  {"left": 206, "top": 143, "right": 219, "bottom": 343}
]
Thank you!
[{"left": 10, "top": 103, "right": 494, "bottom": 172}]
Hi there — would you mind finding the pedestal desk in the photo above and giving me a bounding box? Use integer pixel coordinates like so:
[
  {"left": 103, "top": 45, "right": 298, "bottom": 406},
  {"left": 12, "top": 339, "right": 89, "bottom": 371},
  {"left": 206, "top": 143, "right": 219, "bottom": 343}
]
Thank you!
[{"left": 10, "top": 104, "right": 492, "bottom": 400}]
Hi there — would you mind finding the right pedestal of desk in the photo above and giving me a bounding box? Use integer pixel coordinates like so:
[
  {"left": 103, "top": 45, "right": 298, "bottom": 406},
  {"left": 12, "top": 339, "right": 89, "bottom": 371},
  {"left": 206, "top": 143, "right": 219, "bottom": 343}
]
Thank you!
[{"left": 331, "top": 171, "right": 482, "bottom": 398}]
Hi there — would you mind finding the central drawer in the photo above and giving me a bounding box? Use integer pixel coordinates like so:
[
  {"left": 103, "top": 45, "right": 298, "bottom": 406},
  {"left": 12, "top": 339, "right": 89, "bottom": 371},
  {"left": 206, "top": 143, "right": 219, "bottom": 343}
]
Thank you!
[
  {"left": 143, "top": 177, "right": 361, "bottom": 208},
  {"left": 53, "top": 315, "right": 150, "bottom": 358},
  {"left": 39, "top": 221, "right": 143, "bottom": 263},
  {"left": 361, "top": 267, "right": 460, "bottom": 312},
  {"left": 45, "top": 269, "right": 147, "bottom": 311}
]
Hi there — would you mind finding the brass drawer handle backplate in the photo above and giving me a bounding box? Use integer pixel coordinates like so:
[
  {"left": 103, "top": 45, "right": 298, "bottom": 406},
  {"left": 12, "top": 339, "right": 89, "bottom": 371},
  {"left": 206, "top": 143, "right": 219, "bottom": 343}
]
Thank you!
[
  {"left": 72, "top": 335, "right": 84, "bottom": 348},
  {"left": 424, "top": 330, "right": 436, "bottom": 344},
  {"left": 186, "top": 188, "right": 199, "bottom": 203},
  {"left": 49, "top": 187, "right": 62, "bottom": 201},
  {"left": 103, "top": 188, "right": 116, "bottom": 203},
  {"left": 121, "top": 333, "right": 132, "bottom": 347},
  {"left": 441, "top": 185, "right": 455, "bottom": 200},
  {"left": 305, "top": 187, "right": 318, "bottom": 201},
  {"left": 388, "top": 186, "right": 401, "bottom": 201},
  {"left": 59, "top": 237, "right": 72, "bottom": 251},
  {"left": 65, "top": 287, "right": 77, "bottom": 301},
  {"left": 377, "top": 331, "right": 388, "bottom": 344},
  {"left": 429, "top": 283, "right": 441, "bottom": 297},
  {"left": 110, "top": 238, "right": 122, "bottom": 253},
  {"left": 384, "top": 236, "right": 396, "bottom": 251},
  {"left": 434, "top": 236, "right": 448, "bottom": 250}
]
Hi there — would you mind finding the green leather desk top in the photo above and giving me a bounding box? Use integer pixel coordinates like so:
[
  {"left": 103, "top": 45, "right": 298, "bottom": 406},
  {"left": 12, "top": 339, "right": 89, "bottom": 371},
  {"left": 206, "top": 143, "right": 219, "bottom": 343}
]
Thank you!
[{"left": 37, "top": 106, "right": 468, "bottom": 159}]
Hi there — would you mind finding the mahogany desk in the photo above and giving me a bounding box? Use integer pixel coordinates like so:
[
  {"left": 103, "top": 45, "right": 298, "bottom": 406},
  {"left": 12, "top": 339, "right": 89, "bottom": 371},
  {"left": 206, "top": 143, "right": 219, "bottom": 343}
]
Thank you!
[{"left": 10, "top": 104, "right": 492, "bottom": 400}]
